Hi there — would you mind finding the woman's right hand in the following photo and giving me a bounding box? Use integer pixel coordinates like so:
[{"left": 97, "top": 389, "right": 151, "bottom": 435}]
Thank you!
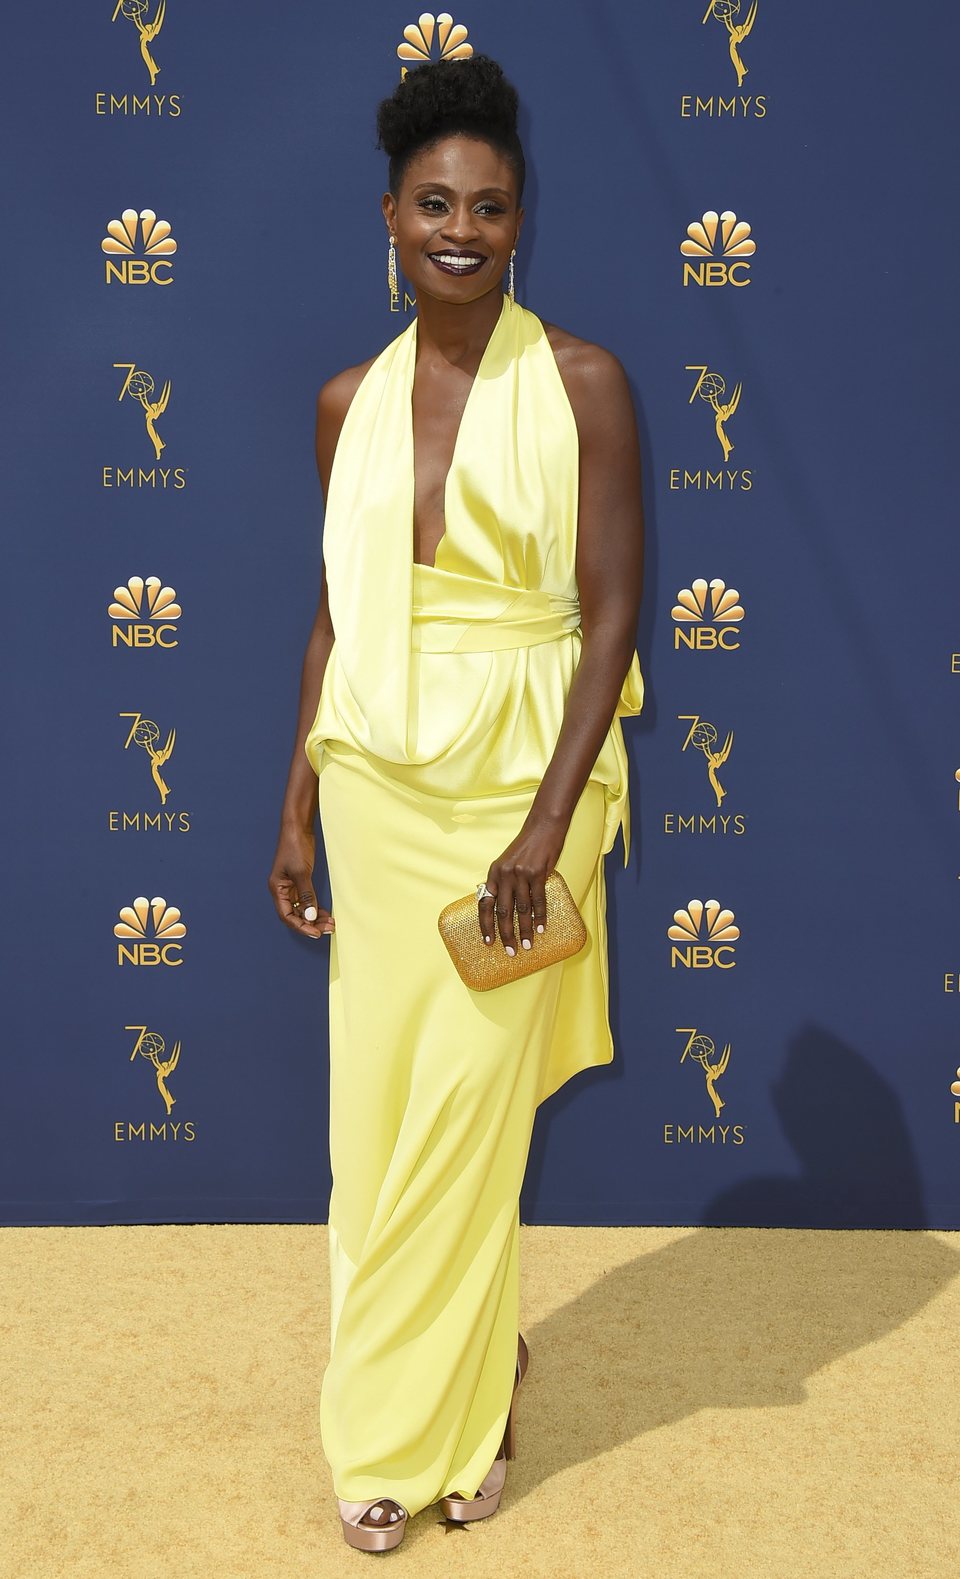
[{"left": 268, "top": 823, "right": 335, "bottom": 940}]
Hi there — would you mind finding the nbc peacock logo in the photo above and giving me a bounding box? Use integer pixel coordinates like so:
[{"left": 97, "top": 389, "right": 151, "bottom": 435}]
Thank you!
[
  {"left": 680, "top": 210, "right": 755, "bottom": 287},
  {"left": 101, "top": 209, "right": 177, "bottom": 285},
  {"left": 672, "top": 579, "right": 744, "bottom": 651},
  {"left": 397, "top": 12, "right": 473, "bottom": 76},
  {"left": 668, "top": 898, "right": 740, "bottom": 969},
  {"left": 953, "top": 1066, "right": 960, "bottom": 1123},
  {"left": 115, "top": 895, "right": 186, "bottom": 966},
  {"left": 109, "top": 576, "right": 181, "bottom": 649}
]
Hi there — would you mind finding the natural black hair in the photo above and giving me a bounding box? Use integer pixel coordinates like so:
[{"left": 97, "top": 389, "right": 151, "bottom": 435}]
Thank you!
[{"left": 375, "top": 54, "right": 525, "bottom": 205}]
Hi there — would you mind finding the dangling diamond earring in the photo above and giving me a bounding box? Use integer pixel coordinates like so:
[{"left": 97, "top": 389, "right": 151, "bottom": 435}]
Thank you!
[
  {"left": 387, "top": 233, "right": 399, "bottom": 310},
  {"left": 507, "top": 247, "right": 516, "bottom": 305}
]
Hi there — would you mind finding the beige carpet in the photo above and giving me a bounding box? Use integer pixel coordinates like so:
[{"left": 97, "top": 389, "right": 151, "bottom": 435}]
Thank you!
[{"left": 3, "top": 1224, "right": 958, "bottom": 1579}]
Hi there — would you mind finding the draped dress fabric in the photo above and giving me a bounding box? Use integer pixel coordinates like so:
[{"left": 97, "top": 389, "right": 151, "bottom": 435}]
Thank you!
[{"left": 304, "top": 291, "right": 643, "bottom": 1516}]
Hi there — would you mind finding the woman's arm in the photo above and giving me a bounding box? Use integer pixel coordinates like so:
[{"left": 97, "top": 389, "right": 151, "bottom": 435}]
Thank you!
[
  {"left": 268, "top": 365, "right": 371, "bottom": 939},
  {"left": 477, "top": 340, "right": 645, "bottom": 954}
]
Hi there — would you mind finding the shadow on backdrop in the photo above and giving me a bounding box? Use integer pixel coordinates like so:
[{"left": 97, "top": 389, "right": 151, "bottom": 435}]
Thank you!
[
  {"left": 505, "top": 1023, "right": 959, "bottom": 1505},
  {"left": 702, "top": 1022, "right": 929, "bottom": 1229}
]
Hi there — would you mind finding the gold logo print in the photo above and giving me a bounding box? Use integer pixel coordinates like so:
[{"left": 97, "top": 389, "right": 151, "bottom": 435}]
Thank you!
[
  {"left": 109, "top": 576, "right": 182, "bottom": 621},
  {"left": 679, "top": 715, "right": 733, "bottom": 806},
  {"left": 680, "top": 1029, "right": 731, "bottom": 1118},
  {"left": 680, "top": 210, "right": 755, "bottom": 259},
  {"left": 115, "top": 895, "right": 186, "bottom": 939},
  {"left": 668, "top": 899, "right": 740, "bottom": 944},
  {"left": 112, "top": 0, "right": 166, "bottom": 86},
  {"left": 114, "top": 895, "right": 186, "bottom": 966},
  {"left": 673, "top": 579, "right": 744, "bottom": 651},
  {"left": 668, "top": 899, "right": 739, "bottom": 969},
  {"left": 109, "top": 576, "right": 181, "bottom": 650},
  {"left": 397, "top": 12, "right": 473, "bottom": 64},
  {"left": 115, "top": 364, "right": 171, "bottom": 459},
  {"left": 101, "top": 208, "right": 177, "bottom": 257},
  {"left": 119, "top": 712, "right": 176, "bottom": 802},
  {"left": 952, "top": 1066, "right": 960, "bottom": 1097},
  {"left": 702, "top": 0, "right": 757, "bottom": 87},
  {"left": 687, "top": 365, "right": 742, "bottom": 461},
  {"left": 673, "top": 579, "right": 744, "bottom": 623},
  {"left": 680, "top": 211, "right": 755, "bottom": 288},
  {"left": 128, "top": 1025, "right": 180, "bottom": 1114}
]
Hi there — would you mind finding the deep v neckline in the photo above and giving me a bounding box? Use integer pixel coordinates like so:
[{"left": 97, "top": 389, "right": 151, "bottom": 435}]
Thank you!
[{"left": 410, "top": 293, "right": 508, "bottom": 570}]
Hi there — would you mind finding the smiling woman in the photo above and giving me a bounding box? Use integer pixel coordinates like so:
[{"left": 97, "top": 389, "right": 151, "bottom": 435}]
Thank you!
[{"left": 268, "top": 52, "right": 645, "bottom": 1551}]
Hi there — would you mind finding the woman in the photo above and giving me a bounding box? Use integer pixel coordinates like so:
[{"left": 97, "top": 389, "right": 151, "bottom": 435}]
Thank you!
[{"left": 268, "top": 54, "right": 645, "bottom": 1551}]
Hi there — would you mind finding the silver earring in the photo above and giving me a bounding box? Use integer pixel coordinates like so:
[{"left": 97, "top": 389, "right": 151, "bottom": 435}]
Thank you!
[
  {"left": 507, "top": 247, "right": 516, "bottom": 305},
  {"left": 387, "top": 233, "right": 399, "bottom": 309}
]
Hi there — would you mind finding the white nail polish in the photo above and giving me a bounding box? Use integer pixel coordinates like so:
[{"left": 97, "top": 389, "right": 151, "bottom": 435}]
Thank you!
[
  {"left": 522, "top": 938, "right": 531, "bottom": 949},
  {"left": 536, "top": 924, "right": 544, "bottom": 933},
  {"left": 505, "top": 946, "right": 515, "bottom": 956},
  {"left": 304, "top": 905, "right": 317, "bottom": 921}
]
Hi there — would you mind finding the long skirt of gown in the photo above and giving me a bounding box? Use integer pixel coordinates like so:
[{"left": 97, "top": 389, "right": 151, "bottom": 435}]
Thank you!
[{"left": 315, "top": 734, "right": 610, "bottom": 1516}]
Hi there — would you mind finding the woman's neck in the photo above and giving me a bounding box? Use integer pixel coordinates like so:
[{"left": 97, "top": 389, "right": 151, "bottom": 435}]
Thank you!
[{"left": 412, "top": 287, "right": 505, "bottom": 370}]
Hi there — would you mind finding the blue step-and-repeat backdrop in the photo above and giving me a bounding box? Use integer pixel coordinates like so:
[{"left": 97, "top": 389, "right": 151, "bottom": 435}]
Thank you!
[{"left": 2, "top": 3, "right": 957, "bottom": 1228}]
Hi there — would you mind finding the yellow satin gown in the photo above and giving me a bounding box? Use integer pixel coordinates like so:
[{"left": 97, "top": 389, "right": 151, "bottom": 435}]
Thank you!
[{"left": 304, "top": 290, "right": 644, "bottom": 1516}]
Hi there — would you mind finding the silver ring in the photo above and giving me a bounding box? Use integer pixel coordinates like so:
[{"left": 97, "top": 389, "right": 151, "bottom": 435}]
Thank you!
[{"left": 476, "top": 882, "right": 495, "bottom": 901}]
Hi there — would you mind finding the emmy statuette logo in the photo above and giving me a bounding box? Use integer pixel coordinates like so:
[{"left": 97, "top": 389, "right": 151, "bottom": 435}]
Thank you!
[
  {"left": 662, "top": 715, "right": 747, "bottom": 837},
  {"left": 130, "top": 1025, "right": 180, "bottom": 1112},
  {"left": 672, "top": 579, "right": 744, "bottom": 650},
  {"left": 109, "top": 712, "right": 190, "bottom": 834},
  {"left": 703, "top": 0, "right": 757, "bottom": 87},
  {"left": 114, "top": 895, "right": 186, "bottom": 966},
  {"left": 680, "top": 211, "right": 755, "bottom": 287},
  {"left": 680, "top": 3, "right": 766, "bottom": 118},
  {"left": 668, "top": 366, "right": 753, "bottom": 493},
  {"left": 116, "top": 363, "right": 170, "bottom": 459},
  {"left": 97, "top": 2, "right": 181, "bottom": 116},
  {"left": 112, "top": 0, "right": 166, "bottom": 84},
  {"left": 102, "top": 364, "right": 186, "bottom": 489},
  {"left": 680, "top": 715, "right": 733, "bottom": 807},
  {"left": 663, "top": 1028, "right": 746, "bottom": 1145},
  {"left": 668, "top": 899, "right": 740, "bottom": 968},
  {"left": 102, "top": 210, "right": 177, "bottom": 284},
  {"left": 114, "top": 1025, "right": 197, "bottom": 1142},
  {"left": 121, "top": 712, "right": 175, "bottom": 801},
  {"left": 681, "top": 1028, "right": 731, "bottom": 1117},
  {"left": 109, "top": 576, "right": 181, "bottom": 649}
]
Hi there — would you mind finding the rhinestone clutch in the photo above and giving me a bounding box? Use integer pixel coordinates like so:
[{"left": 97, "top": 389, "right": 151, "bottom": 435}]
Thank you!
[{"left": 437, "top": 868, "right": 587, "bottom": 991}]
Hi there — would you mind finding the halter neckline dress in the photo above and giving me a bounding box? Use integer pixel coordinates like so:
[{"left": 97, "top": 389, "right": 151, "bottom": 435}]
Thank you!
[{"left": 304, "top": 291, "right": 644, "bottom": 1516}]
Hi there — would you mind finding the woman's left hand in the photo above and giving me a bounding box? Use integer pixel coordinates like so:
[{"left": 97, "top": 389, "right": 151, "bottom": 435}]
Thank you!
[{"left": 478, "top": 806, "right": 571, "bottom": 954}]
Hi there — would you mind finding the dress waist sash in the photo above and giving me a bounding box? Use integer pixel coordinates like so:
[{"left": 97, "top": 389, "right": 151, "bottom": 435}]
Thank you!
[{"left": 411, "top": 563, "right": 581, "bottom": 654}]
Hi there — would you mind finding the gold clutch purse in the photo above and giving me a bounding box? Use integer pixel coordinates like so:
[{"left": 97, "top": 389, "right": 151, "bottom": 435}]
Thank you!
[{"left": 437, "top": 868, "right": 587, "bottom": 991}]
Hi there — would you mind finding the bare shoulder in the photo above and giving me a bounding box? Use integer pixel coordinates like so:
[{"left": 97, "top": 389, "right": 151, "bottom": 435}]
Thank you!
[
  {"left": 314, "top": 353, "right": 379, "bottom": 487},
  {"left": 316, "top": 353, "right": 378, "bottom": 432},
  {"left": 539, "top": 317, "right": 633, "bottom": 433}
]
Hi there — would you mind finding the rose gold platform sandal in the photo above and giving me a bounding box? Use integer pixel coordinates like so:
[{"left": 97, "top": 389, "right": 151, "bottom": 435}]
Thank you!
[
  {"left": 439, "top": 1330, "right": 530, "bottom": 1522},
  {"left": 338, "top": 1496, "right": 408, "bottom": 1551}
]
